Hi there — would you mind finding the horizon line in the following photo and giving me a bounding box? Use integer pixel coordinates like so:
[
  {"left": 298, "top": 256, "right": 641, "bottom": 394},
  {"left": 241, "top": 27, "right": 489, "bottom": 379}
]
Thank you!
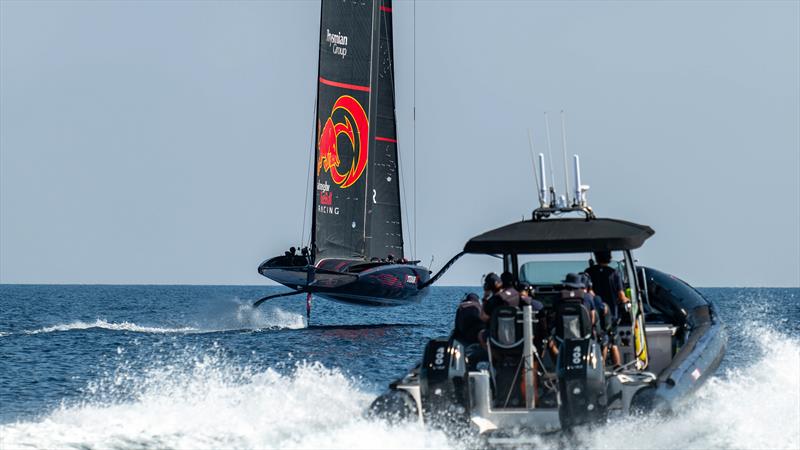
[{"left": 1, "top": 282, "right": 798, "bottom": 289}]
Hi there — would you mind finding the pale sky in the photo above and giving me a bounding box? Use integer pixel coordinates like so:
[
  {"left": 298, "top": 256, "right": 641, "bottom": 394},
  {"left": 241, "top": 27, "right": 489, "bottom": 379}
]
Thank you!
[{"left": 1, "top": 0, "right": 798, "bottom": 287}]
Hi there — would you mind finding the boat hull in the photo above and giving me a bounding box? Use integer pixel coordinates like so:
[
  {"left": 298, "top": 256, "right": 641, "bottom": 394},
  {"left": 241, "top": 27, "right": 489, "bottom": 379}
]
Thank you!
[
  {"left": 369, "top": 267, "right": 726, "bottom": 439},
  {"left": 258, "top": 255, "right": 430, "bottom": 307}
]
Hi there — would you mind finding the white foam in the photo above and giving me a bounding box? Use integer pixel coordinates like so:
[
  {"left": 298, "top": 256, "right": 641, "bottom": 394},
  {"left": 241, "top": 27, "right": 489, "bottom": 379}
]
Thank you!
[
  {"left": 19, "top": 303, "right": 307, "bottom": 336},
  {"left": 187, "top": 297, "right": 307, "bottom": 331},
  {"left": 230, "top": 302, "right": 306, "bottom": 330},
  {"left": 0, "top": 360, "right": 450, "bottom": 449},
  {"left": 23, "top": 319, "right": 199, "bottom": 335},
  {"left": 0, "top": 331, "right": 10, "bottom": 338},
  {"left": 526, "top": 325, "right": 800, "bottom": 450},
  {"left": 2, "top": 324, "right": 797, "bottom": 449}
]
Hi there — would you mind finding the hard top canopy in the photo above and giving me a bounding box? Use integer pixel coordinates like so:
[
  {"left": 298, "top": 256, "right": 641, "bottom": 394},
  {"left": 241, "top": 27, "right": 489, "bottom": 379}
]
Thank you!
[{"left": 463, "top": 218, "right": 655, "bottom": 254}]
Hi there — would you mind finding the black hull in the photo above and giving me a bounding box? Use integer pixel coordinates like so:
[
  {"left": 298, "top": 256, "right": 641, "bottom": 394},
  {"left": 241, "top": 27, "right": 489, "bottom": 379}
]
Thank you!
[
  {"left": 258, "top": 255, "right": 430, "bottom": 307},
  {"left": 634, "top": 267, "right": 728, "bottom": 412}
]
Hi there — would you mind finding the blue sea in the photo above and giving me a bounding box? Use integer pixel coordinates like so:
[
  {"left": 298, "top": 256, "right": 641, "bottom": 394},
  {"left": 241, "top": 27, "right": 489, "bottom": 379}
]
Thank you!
[{"left": 1, "top": 285, "right": 798, "bottom": 449}]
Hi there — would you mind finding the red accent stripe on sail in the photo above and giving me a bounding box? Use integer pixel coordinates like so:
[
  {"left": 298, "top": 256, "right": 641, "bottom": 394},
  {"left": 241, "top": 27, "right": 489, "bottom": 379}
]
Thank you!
[
  {"left": 319, "top": 77, "right": 371, "bottom": 92},
  {"left": 375, "top": 136, "right": 397, "bottom": 143},
  {"left": 380, "top": 6, "right": 392, "bottom": 12}
]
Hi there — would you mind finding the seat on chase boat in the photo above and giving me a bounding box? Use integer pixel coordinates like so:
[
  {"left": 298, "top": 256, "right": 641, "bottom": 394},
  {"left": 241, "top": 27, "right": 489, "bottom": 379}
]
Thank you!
[
  {"left": 555, "top": 298, "right": 592, "bottom": 341},
  {"left": 488, "top": 306, "right": 526, "bottom": 407}
]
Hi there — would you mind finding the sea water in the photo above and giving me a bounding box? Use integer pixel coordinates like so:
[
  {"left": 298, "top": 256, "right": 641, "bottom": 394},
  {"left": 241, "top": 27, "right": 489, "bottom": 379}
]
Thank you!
[{"left": 0, "top": 285, "right": 798, "bottom": 449}]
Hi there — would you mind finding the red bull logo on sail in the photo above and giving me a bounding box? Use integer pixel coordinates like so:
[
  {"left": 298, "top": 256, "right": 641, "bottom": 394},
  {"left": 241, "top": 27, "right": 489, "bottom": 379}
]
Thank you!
[{"left": 317, "top": 95, "right": 369, "bottom": 189}]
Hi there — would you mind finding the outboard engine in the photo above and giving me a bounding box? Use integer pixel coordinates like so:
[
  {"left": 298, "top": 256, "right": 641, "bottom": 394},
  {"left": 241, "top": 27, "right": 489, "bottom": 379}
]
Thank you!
[
  {"left": 419, "top": 337, "right": 468, "bottom": 428},
  {"left": 555, "top": 298, "right": 607, "bottom": 428}
]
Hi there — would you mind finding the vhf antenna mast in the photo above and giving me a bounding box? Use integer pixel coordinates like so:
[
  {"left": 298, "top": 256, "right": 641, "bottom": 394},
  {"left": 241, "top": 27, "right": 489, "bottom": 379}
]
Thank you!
[
  {"left": 560, "top": 110, "right": 571, "bottom": 207},
  {"left": 532, "top": 112, "right": 594, "bottom": 221},
  {"left": 543, "top": 112, "right": 556, "bottom": 206},
  {"left": 527, "top": 128, "right": 546, "bottom": 208},
  {"left": 572, "top": 154, "right": 589, "bottom": 207},
  {"left": 537, "top": 153, "right": 548, "bottom": 208}
]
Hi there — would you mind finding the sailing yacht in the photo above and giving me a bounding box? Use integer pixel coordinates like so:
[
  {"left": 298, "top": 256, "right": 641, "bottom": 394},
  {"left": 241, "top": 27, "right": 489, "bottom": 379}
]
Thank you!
[{"left": 256, "top": 0, "right": 430, "bottom": 313}]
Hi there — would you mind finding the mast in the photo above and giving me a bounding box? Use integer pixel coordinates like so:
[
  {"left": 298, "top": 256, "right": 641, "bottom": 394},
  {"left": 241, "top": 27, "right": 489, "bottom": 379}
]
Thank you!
[
  {"left": 365, "top": 0, "right": 404, "bottom": 260},
  {"left": 310, "top": 0, "right": 325, "bottom": 263}
]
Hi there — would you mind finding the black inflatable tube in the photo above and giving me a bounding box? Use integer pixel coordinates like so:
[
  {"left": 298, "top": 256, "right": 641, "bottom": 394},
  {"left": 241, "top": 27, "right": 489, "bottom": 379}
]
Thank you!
[{"left": 651, "top": 310, "right": 727, "bottom": 410}]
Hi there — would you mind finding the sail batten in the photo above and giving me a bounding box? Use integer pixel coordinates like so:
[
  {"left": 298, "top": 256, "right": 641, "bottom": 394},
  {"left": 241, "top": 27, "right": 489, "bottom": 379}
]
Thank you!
[{"left": 313, "top": 0, "right": 403, "bottom": 262}]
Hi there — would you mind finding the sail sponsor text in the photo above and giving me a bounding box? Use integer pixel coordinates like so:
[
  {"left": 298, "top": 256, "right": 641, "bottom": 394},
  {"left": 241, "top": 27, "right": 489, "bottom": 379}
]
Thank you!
[{"left": 326, "top": 29, "right": 348, "bottom": 59}]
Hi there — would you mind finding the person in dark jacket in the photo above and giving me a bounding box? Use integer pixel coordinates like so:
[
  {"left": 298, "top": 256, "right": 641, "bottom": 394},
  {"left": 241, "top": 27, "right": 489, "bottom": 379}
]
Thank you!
[
  {"left": 482, "top": 272, "right": 520, "bottom": 319},
  {"left": 584, "top": 252, "right": 628, "bottom": 367},
  {"left": 454, "top": 292, "right": 483, "bottom": 346},
  {"left": 585, "top": 251, "right": 630, "bottom": 321},
  {"left": 581, "top": 272, "right": 619, "bottom": 366}
]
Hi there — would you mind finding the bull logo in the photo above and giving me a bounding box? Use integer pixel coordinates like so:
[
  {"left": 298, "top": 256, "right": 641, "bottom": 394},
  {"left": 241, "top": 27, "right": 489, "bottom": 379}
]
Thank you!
[{"left": 317, "top": 95, "right": 369, "bottom": 189}]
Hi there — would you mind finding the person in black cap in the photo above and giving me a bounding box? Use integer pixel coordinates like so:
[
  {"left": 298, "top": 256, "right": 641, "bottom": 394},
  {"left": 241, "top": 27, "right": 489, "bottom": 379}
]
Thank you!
[{"left": 454, "top": 292, "right": 484, "bottom": 346}]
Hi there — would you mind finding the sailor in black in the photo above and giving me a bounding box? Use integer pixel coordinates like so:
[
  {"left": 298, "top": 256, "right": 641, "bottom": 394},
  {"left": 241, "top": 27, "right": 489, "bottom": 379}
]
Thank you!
[
  {"left": 454, "top": 293, "right": 484, "bottom": 346},
  {"left": 481, "top": 272, "right": 520, "bottom": 319},
  {"left": 585, "top": 251, "right": 630, "bottom": 319},
  {"left": 582, "top": 273, "right": 613, "bottom": 358},
  {"left": 585, "top": 251, "right": 629, "bottom": 367}
]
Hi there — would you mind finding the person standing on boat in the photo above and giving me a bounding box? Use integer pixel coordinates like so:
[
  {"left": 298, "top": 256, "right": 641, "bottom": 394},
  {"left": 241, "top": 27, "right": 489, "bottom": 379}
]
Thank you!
[
  {"left": 585, "top": 251, "right": 629, "bottom": 367},
  {"left": 582, "top": 273, "right": 613, "bottom": 362}
]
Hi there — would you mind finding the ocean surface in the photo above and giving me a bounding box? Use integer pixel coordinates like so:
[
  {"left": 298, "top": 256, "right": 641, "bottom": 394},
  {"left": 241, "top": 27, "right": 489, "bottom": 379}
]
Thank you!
[{"left": 0, "top": 285, "right": 798, "bottom": 449}]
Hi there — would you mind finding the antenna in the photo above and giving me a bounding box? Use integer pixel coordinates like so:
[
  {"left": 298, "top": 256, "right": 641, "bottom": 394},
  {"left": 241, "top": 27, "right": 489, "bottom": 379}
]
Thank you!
[
  {"left": 572, "top": 154, "right": 589, "bottom": 207},
  {"left": 544, "top": 112, "right": 556, "bottom": 202},
  {"left": 560, "top": 110, "right": 571, "bottom": 205},
  {"left": 537, "top": 153, "right": 548, "bottom": 208},
  {"left": 527, "top": 128, "right": 544, "bottom": 207}
]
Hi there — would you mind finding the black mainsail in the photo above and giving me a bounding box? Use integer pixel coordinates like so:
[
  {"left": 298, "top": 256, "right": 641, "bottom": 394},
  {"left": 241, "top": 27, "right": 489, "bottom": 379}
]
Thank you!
[{"left": 313, "top": 0, "right": 403, "bottom": 262}]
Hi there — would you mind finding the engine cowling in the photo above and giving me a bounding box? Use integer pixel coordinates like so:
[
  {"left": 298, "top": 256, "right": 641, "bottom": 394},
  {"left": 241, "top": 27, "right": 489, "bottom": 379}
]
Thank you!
[
  {"left": 419, "top": 337, "right": 469, "bottom": 429},
  {"left": 556, "top": 338, "right": 607, "bottom": 428}
]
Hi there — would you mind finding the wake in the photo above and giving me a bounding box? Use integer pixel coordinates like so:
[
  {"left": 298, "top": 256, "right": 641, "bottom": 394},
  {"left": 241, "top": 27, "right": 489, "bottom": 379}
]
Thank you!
[
  {"left": 0, "top": 301, "right": 308, "bottom": 337},
  {"left": 1, "top": 323, "right": 797, "bottom": 449},
  {"left": 0, "top": 359, "right": 450, "bottom": 449}
]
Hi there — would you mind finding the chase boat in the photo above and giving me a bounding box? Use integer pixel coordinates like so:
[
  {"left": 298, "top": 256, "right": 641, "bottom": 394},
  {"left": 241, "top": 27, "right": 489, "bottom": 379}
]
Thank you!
[{"left": 369, "top": 155, "right": 727, "bottom": 442}]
